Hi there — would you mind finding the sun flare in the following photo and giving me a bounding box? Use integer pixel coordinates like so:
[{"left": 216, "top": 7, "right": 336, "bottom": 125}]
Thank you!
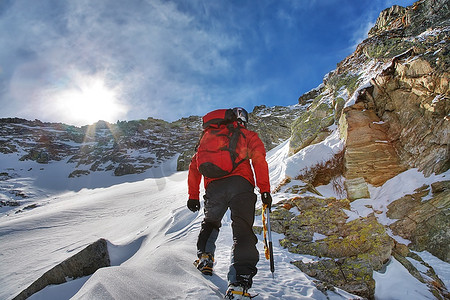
[{"left": 55, "top": 75, "right": 127, "bottom": 126}]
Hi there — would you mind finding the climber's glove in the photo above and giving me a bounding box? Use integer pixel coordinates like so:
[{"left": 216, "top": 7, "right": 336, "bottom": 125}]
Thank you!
[
  {"left": 187, "top": 199, "right": 200, "bottom": 212},
  {"left": 261, "top": 192, "right": 272, "bottom": 209}
]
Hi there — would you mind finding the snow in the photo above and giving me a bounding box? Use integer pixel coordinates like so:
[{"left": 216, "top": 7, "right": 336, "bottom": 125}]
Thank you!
[
  {"left": 415, "top": 26, "right": 450, "bottom": 41},
  {"left": 0, "top": 152, "right": 179, "bottom": 215},
  {"left": 432, "top": 94, "right": 445, "bottom": 104},
  {"left": 415, "top": 251, "right": 450, "bottom": 289},
  {"left": 284, "top": 130, "right": 344, "bottom": 180},
  {"left": 373, "top": 258, "right": 435, "bottom": 300},
  {"left": 344, "top": 81, "right": 372, "bottom": 108},
  {"left": 312, "top": 233, "right": 327, "bottom": 242},
  {"left": 266, "top": 140, "right": 290, "bottom": 190},
  {"left": 0, "top": 127, "right": 449, "bottom": 299},
  {"left": 385, "top": 228, "right": 412, "bottom": 245},
  {"left": 367, "top": 168, "right": 448, "bottom": 226},
  {"left": 343, "top": 197, "right": 373, "bottom": 222},
  {"left": 29, "top": 277, "right": 90, "bottom": 300}
]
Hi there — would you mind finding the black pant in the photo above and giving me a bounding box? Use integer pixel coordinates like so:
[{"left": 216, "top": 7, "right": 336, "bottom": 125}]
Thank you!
[{"left": 197, "top": 176, "right": 258, "bottom": 287}]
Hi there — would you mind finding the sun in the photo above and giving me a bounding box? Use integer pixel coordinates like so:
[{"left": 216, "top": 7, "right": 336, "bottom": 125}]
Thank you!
[{"left": 55, "top": 75, "right": 128, "bottom": 126}]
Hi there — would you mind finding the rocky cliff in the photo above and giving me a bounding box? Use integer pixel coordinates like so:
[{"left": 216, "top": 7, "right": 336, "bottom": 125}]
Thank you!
[
  {"left": 0, "top": 116, "right": 199, "bottom": 210},
  {"left": 291, "top": 0, "right": 449, "bottom": 187},
  {"left": 272, "top": 0, "right": 449, "bottom": 298},
  {"left": 0, "top": 117, "right": 201, "bottom": 177}
]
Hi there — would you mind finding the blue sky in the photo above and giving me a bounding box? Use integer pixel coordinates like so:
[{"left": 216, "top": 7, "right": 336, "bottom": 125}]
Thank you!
[{"left": 0, "top": 0, "right": 416, "bottom": 126}]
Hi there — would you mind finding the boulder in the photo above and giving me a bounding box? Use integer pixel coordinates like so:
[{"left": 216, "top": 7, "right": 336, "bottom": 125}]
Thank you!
[
  {"left": 114, "top": 163, "right": 138, "bottom": 176},
  {"left": 13, "top": 239, "right": 110, "bottom": 300},
  {"left": 293, "top": 258, "right": 374, "bottom": 299},
  {"left": 344, "top": 177, "right": 370, "bottom": 201}
]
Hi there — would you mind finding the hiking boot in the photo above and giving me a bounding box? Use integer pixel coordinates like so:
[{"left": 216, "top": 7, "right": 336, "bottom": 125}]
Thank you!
[
  {"left": 194, "top": 253, "right": 214, "bottom": 276},
  {"left": 224, "top": 284, "right": 256, "bottom": 299}
]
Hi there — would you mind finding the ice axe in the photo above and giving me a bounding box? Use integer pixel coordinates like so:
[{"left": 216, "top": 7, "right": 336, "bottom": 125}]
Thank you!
[{"left": 262, "top": 204, "right": 275, "bottom": 278}]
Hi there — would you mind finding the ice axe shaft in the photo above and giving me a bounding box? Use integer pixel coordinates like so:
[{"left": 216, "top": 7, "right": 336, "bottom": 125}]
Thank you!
[{"left": 263, "top": 204, "right": 275, "bottom": 278}]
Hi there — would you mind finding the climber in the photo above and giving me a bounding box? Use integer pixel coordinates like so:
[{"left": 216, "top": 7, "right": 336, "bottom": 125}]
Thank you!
[{"left": 187, "top": 107, "right": 272, "bottom": 298}]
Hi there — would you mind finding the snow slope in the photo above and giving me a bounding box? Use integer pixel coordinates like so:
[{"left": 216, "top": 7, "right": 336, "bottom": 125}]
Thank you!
[{"left": 1, "top": 130, "right": 449, "bottom": 299}]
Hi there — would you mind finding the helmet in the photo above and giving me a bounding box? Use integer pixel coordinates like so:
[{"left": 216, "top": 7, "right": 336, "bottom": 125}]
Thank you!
[{"left": 232, "top": 107, "right": 248, "bottom": 126}]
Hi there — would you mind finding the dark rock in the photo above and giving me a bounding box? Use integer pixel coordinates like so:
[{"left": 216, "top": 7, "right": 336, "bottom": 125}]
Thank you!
[
  {"left": 290, "top": 100, "right": 334, "bottom": 154},
  {"left": 177, "top": 149, "right": 196, "bottom": 171},
  {"left": 431, "top": 180, "right": 450, "bottom": 194},
  {"left": 68, "top": 170, "right": 91, "bottom": 178},
  {"left": 114, "top": 163, "right": 138, "bottom": 176},
  {"left": 0, "top": 200, "right": 20, "bottom": 207},
  {"left": 298, "top": 86, "right": 323, "bottom": 105},
  {"left": 248, "top": 104, "right": 307, "bottom": 153},
  {"left": 13, "top": 238, "right": 110, "bottom": 300}
]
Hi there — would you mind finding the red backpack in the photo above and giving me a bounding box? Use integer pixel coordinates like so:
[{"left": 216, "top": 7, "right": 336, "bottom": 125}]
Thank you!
[{"left": 196, "top": 109, "right": 247, "bottom": 178}]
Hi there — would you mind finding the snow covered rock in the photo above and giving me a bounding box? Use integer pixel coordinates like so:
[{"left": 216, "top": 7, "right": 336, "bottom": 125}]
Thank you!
[
  {"left": 272, "top": 195, "right": 392, "bottom": 299},
  {"left": 290, "top": 97, "right": 335, "bottom": 155},
  {"left": 388, "top": 180, "right": 450, "bottom": 263},
  {"left": 14, "top": 239, "right": 110, "bottom": 300},
  {"left": 248, "top": 104, "right": 307, "bottom": 152}
]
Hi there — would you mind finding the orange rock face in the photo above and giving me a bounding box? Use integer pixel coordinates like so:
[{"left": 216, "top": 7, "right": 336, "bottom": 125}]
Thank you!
[{"left": 340, "top": 102, "right": 406, "bottom": 187}]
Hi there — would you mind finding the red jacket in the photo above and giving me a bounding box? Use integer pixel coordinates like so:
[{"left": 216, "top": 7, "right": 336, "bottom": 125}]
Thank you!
[{"left": 188, "top": 127, "right": 270, "bottom": 200}]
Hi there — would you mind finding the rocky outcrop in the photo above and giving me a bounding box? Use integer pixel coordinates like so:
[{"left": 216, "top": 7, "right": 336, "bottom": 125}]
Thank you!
[
  {"left": 388, "top": 181, "right": 450, "bottom": 263},
  {"left": 13, "top": 239, "right": 110, "bottom": 300},
  {"left": 290, "top": 93, "right": 335, "bottom": 155},
  {"left": 368, "top": 54, "right": 449, "bottom": 176},
  {"left": 339, "top": 101, "right": 406, "bottom": 188},
  {"left": 268, "top": 191, "right": 393, "bottom": 299},
  {"left": 339, "top": 51, "right": 450, "bottom": 184},
  {"left": 369, "top": 0, "right": 450, "bottom": 38},
  {"left": 248, "top": 105, "right": 307, "bottom": 152},
  {"left": 288, "top": 0, "right": 449, "bottom": 197},
  {"left": 368, "top": 5, "right": 408, "bottom": 37},
  {"left": 336, "top": 0, "right": 449, "bottom": 176},
  {"left": 284, "top": 0, "right": 450, "bottom": 297}
]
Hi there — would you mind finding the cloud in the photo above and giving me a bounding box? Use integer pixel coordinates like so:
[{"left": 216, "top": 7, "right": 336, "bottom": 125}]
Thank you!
[
  {"left": 0, "top": 0, "right": 248, "bottom": 123},
  {"left": 350, "top": 21, "right": 376, "bottom": 50}
]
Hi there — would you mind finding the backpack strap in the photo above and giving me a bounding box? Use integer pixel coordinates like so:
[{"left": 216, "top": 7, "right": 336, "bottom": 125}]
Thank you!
[{"left": 225, "top": 123, "right": 248, "bottom": 168}]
